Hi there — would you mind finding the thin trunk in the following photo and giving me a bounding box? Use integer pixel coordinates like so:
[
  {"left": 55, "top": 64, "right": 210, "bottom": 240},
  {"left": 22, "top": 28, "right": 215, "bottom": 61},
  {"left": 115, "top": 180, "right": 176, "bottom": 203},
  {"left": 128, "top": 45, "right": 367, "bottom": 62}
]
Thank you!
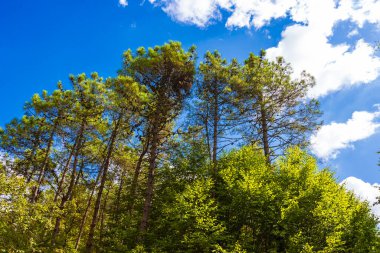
[
  {"left": 31, "top": 119, "right": 59, "bottom": 203},
  {"left": 74, "top": 171, "right": 101, "bottom": 250},
  {"left": 204, "top": 104, "right": 212, "bottom": 162},
  {"left": 54, "top": 144, "right": 75, "bottom": 202},
  {"left": 25, "top": 137, "right": 41, "bottom": 183},
  {"left": 65, "top": 122, "right": 86, "bottom": 202},
  {"left": 52, "top": 121, "right": 86, "bottom": 243},
  {"left": 51, "top": 147, "right": 81, "bottom": 243},
  {"left": 85, "top": 115, "right": 122, "bottom": 252},
  {"left": 212, "top": 84, "right": 219, "bottom": 175},
  {"left": 114, "top": 169, "right": 125, "bottom": 218},
  {"left": 99, "top": 185, "right": 111, "bottom": 245},
  {"left": 71, "top": 158, "right": 85, "bottom": 201},
  {"left": 138, "top": 130, "right": 158, "bottom": 240},
  {"left": 257, "top": 53, "right": 270, "bottom": 164},
  {"left": 259, "top": 95, "right": 270, "bottom": 164},
  {"left": 127, "top": 142, "right": 148, "bottom": 214}
]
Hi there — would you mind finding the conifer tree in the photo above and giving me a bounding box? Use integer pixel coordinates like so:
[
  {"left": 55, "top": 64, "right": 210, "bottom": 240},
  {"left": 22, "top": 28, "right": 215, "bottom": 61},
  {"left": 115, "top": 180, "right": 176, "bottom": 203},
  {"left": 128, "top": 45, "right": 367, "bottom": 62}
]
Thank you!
[
  {"left": 0, "top": 42, "right": 379, "bottom": 253},
  {"left": 235, "top": 50, "right": 321, "bottom": 162},
  {"left": 51, "top": 73, "right": 107, "bottom": 244},
  {"left": 120, "top": 41, "right": 196, "bottom": 240},
  {"left": 195, "top": 51, "right": 242, "bottom": 177},
  {"left": 85, "top": 75, "right": 148, "bottom": 251}
]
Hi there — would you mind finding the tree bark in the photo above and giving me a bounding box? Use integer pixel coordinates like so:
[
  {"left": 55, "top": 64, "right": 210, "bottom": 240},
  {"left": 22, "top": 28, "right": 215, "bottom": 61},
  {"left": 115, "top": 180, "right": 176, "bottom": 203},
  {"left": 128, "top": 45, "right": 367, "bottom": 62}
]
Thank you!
[
  {"left": 31, "top": 119, "right": 59, "bottom": 203},
  {"left": 259, "top": 95, "right": 270, "bottom": 164},
  {"left": 54, "top": 142, "right": 76, "bottom": 202},
  {"left": 74, "top": 171, "right": 101, "bottom": 250},
  {"left": 204, "top": 104, "right": 212, "bottom": 162},
  {"left": 212, "top": 82, "right": 219, "bottom": 176},
  {"left": 51, "top": 121, "right": 85, "bottom": 243},
  {"left": 138, "top": 128, "right": 158, "bottom": 241},
  {"left": 113, "top": 169, "right": 124, "bottom": 219},
  {"left": 85, "top": 115, "right": 122, "bottom": 252},
  {"left": 25, "top": 135, "right": 41, "bottom": 183},
  {"left": 127, "top": 142, "right": 148, "bottom": 214},
  {"left": 99, "top": 185, "right": 111, "bottom": 245}
]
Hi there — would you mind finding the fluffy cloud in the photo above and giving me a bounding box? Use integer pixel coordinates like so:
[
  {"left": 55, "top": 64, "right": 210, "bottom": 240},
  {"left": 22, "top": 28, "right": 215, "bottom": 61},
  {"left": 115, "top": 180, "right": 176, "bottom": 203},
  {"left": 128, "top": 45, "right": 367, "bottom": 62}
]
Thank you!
[
  {"left": 266, "top": 0, "right": 380, "bottom": 98},
  {"left": 310, "top": 107, "right": 380, "bottom": 160},
  {"left": 146, "top": 0, "right": 380, "bottom": 29},
  {"left": 144, "top": 0, "right": 380, "bottom": 97},
  {"left": 268, "top": 35, "right": 380, "bottom": 97},
  {"left": 148, "top": 0, "right": 298, "bottom": 28},
  {"left": 223, "top": 0, "right": 298, "bottom": 29},
  {"left": 341, "top": 176, "right": 380, "bottom": 218},
  {"left": 149, "top": 0, "right": 223, "bottom": 27},
  {"left": 341, "top": 0, "right": 380, "bottom": 28},
  {"left": 119, "top": 0, "right": 128, "bottom": 7},
  {"left": 347, "top": 28, "right": 359, "bottom": 37}
]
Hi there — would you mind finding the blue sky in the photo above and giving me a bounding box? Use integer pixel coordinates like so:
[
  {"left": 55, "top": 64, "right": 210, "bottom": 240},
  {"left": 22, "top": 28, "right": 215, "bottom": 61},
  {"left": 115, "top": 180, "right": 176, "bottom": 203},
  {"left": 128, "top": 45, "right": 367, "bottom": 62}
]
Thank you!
[{"left": 1, "top": 1, "right": 380, "bottom": 194}]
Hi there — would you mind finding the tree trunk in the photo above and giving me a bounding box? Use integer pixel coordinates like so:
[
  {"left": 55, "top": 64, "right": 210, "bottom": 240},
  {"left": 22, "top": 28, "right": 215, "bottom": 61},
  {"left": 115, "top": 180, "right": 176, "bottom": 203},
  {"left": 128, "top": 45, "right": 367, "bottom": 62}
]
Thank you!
[
  {"left": 259, "top": 96, "right": 270, "bottom": 164},
  {"left": 114, "top": 168, "right": 125, "bottom": 218},
  {"left": 99, "top": 185, "right": 111, "bottom": 245},
  {"left": 127, "top": 142, "right": 148, "bottom": 214},
  {"left": 74, "top": 171, "right": 101, "bottom": 250},
  {"left": 71, "top": 158, "right": 85, "bottom": 201},
  {"left": 204, "top": 104, "right": 212, "bottom": 162},
  {"left": 85, "top": 115, "right": 121, "bottom": 252},
  {"left": 138, "top": 129, "right": 158, "bottom": 241},
  {"left": 212, "top": 83, "right": 219, "bottom": 175},
  {"left": 25, "top": 136, "right": 41, "bottom": 183},
  {"left": 54, "top": 142, "right": 76, "bottom": 202},
  {"left": 51, "top": 120, "right": 86, "bottom": 243},
  {"left": 257, "top": 53, "right": 271, "bottom": 164},
  {"left": 31, "top": 119, "right": 59, "bottom": 203}
]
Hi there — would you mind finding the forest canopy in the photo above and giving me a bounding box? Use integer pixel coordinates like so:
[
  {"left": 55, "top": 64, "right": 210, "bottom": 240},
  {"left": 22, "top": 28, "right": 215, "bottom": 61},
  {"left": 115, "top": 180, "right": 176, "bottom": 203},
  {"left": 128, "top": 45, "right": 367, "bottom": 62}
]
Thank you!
[{"left": 0, "top": 41, "right": 378, "bottom": 252}]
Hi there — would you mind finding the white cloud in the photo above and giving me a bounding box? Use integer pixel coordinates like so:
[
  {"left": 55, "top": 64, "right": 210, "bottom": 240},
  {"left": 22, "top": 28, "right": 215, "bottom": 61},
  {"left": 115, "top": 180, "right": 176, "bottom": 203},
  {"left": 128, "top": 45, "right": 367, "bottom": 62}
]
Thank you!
[
  {"left": 119, "top": 0, "right": 128, "bottom": 7},
  {"left": 148, "top": 0, "right": 299, "bottom": 28},
  {"left": 341, "top": 176, "right": 380, "bottom": 218},
  {"left": 268, "top": 34, "right": 380, "bottom": 97},
  {"left": 341, "top": 0, "right": 380, "bottom": 28},
  {"left": 310, "top": 107, "right": 380, "bottom": 160},
  {"left": 347, "top": 28, "right": 359, "bottom": 37},
  {"left": 146, "top": 0, "right": 380, "bottom": 29},
  {"left": 266, "top": 0, "right": 380, "bottom": 98},
  {"left": 224, "top": 0, "right": 298, "bottom": 29},
  {"left": 154, "top": 0, "right": 223, "bottom": 27},
  {"left": 146, "top": 0, "right": 380, "bottom": 97}
]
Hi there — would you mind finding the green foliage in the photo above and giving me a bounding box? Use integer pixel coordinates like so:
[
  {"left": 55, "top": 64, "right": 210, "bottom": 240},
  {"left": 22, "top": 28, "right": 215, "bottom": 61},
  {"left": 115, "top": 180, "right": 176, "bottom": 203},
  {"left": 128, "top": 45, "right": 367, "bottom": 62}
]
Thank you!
[
  {"left": 217, "top": 146, "right": 380, "bottom": 252},
  {"left": 0, "top": 167, "right": 55, "bottom": 251},
  {"left": 195, "top": 51, "right": 241, "bottom": 163},
  {"left": 153, "top": 179, "right": 225, "bottom": 252},
  {"left": 0, "top": 42, "right": 377, "bottom": 252},
  {"left": 234, "top": 51, "right": 321, "bottom": 160}
]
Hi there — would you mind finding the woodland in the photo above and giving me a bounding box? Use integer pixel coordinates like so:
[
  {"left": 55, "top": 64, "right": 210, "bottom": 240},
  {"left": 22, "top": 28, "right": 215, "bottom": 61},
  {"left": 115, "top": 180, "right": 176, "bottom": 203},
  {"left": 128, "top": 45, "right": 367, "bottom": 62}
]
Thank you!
[{"left": 0, "top": 41, "right": 379, "bottom": 252}]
